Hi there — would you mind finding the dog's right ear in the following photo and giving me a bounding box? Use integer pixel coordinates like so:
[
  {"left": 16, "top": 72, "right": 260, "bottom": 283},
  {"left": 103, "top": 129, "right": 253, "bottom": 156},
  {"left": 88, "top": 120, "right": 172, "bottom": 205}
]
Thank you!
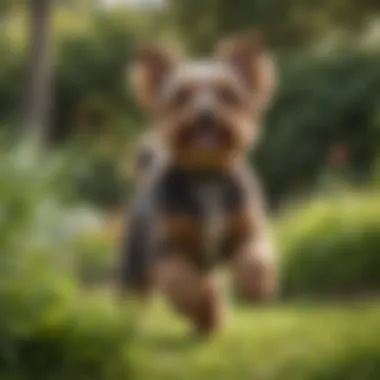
[{"left": 129, "top": 44, "right": 179, "bottom": 110}]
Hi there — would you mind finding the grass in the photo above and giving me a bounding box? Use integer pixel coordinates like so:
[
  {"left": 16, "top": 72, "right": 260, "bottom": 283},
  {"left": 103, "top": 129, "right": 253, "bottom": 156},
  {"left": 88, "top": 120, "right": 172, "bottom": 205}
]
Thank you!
[{"left": 126, "top": 300, "right": 380, "bottom": 380}]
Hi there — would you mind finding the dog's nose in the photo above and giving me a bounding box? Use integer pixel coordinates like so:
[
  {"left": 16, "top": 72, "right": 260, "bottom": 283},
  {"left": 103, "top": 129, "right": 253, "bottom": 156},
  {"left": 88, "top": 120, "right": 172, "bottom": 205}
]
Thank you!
[{"left": 197, "top": 110, "right": 214, "bottom": 128}]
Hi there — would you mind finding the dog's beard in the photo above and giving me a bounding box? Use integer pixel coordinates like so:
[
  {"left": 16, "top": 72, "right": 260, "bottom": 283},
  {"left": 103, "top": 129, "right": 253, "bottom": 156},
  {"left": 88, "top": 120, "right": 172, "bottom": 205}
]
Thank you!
[
  {"left": 173, "top": 118, "right": 235, "bottom": 152},
  {"left": 164, "top": 122, "right": 242, "bottom": 169},
  {"left": 157, "top": 110, "right": 254, "bottom": 169}
]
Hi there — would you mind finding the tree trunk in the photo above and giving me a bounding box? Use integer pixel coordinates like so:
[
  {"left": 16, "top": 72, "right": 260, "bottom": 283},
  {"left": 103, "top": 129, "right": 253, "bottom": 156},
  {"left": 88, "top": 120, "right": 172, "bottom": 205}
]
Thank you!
[{"left": 24, "top": 0, "right": 53, "bottom": 145}]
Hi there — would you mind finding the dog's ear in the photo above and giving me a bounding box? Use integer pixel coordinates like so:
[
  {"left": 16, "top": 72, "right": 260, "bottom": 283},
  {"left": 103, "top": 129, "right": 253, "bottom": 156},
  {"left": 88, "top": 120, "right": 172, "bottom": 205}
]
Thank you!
[
  {"left": 129, "top": 44, "right": 179, "bottom": 109},
  {"left": 214, "top": 30, "right": 276, "bottom": 111}
]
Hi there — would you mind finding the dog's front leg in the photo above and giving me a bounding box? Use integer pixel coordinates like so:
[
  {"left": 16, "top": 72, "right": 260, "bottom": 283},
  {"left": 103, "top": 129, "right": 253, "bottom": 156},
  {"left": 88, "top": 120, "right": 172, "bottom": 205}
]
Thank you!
[
  {"left": 154, "top": 214, "right": 224, "bottom": 335},
  {"left": 230, "top": 237, "right": 278, "bottom": 302},
  {"left": 226, "top": 207, "right": 278, "bottom": 303}
]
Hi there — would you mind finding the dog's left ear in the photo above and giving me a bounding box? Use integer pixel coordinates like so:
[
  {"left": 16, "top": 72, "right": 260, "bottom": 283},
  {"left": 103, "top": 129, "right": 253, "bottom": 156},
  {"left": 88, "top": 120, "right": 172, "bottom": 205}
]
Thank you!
[{"left": 214, "top": 30, "right": 276, "bottom": 111}]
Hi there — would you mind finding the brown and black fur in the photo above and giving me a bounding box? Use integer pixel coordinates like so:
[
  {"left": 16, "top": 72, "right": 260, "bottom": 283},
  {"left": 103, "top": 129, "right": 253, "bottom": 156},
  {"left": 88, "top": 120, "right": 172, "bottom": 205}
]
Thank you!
[{"left": 118, "top": 31, "right": 277, "bottom": 335}]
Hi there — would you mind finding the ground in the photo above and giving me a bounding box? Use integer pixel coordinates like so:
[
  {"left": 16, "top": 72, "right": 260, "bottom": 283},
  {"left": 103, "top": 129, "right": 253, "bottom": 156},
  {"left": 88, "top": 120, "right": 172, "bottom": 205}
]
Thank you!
[{"left": 124, "top": 300, "right": 380, "bottom": 380}]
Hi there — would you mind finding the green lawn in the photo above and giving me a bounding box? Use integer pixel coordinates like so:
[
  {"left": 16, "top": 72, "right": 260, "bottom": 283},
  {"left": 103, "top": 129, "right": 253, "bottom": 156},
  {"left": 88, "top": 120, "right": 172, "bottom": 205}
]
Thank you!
[{"left": 127, "top": 301, "right": 380, "bottom": 380}]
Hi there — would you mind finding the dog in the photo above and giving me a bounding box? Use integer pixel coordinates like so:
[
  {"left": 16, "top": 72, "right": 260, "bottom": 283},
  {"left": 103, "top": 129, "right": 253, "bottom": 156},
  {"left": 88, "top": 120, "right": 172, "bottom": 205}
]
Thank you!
[{"left": 118, "top": 31, "right": 277, "bottom": 335}]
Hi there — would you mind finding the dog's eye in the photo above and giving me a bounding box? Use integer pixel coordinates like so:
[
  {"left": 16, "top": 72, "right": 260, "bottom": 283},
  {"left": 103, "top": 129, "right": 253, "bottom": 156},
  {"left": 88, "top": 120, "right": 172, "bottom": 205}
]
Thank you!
[
  {"left": 217, "top": 87, "right": 241, "bottom": 107},
  {"left": 171, "top": 87, "right": 193, "bottom": 108}
]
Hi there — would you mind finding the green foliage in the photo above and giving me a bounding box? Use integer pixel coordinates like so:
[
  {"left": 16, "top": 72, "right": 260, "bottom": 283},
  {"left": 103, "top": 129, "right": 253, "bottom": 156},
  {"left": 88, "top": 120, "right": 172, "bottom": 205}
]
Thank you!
[
  {"left": 0, "top": 35, "right": 25, "bottom": 127},
  {"left": 0, "top": 141, "right": 120, "bottom": 284},
  {"left": 0, "top": 7, "right": 148, "bottom": 207},
  {"left": 53, "top": 10, "right": 139, "bottom": 139},
  {"left": 0, "top": 7, "right": 145, "bottom": 138},
  {"left": 277, "top": 192, "right": 380, "bottom": 297},
  {"left": 68, "top": 144, "right": 133, "bottom": 208},
  {"left": 165, "top": 0, "right": 380, "bottom": 54},
  {"left": 0, "top": 142, "right": 70, "bottom": 254},
  {"left": 71, "top": 227, "right": 116, "bottom": 285},
  {"left": 167, "top": 0, "right": 380, "bottom": 53},
  {"left": 0, "top": 144, "right": 132, "bottom": 379},
  {"left": 0, "top": 280, "right": 132, "bottom": 379},
  {"left": 255, "top": 53, "right": 380, "bottom": 207},
  {"left": 2, "top": 6, "right": 380, "bottom": 208}
]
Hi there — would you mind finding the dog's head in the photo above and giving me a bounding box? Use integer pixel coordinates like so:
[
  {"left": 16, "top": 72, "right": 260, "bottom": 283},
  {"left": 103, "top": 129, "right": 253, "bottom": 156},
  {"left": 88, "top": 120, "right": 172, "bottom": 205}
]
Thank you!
[{"left": 129, "top": 31, "right": 275, "bottom": 170}]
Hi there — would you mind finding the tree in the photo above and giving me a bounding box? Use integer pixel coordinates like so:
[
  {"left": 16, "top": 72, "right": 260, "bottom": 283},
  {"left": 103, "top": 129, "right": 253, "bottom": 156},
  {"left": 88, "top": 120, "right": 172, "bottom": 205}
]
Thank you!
[
  {"left": 24, "top": 0, "right": 53, "bottom": 144},
  {"left": 164, "top": 0, "right": 380, "bottom": 54}
]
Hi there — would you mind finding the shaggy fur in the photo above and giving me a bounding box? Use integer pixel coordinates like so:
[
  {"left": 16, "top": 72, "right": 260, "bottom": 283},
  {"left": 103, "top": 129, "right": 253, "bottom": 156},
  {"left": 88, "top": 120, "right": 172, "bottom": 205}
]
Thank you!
[{"left": 118, "top": 30, "right": 277, "bottom": 335}]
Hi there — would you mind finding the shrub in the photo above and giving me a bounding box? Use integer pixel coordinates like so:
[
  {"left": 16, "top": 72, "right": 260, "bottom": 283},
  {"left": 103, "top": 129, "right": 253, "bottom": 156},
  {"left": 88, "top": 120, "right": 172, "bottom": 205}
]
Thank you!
[
  {"left": 0, "top": 141, "right": 119, "bottom": 284},
  {"left": 277, "top": 191, "right": 380, "bottom": 298},
  {"left": 0, "top": 143, "right": 133, "bottom": 379},
  {"left": 68, "top": 145, "right": 133, "bottom": 208},
  {"left": 254, "top": 53, "right": 380, "bottom": 208},
  {"left": 0, "top": 274, "right": 133, "bottom": 380},
  {"left": 71, "top": 226, "right": 116, "bottom": 286}
]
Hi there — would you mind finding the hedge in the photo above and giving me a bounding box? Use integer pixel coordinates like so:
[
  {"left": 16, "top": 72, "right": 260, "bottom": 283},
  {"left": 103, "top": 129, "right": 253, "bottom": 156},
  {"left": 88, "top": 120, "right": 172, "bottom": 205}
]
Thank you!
[{"left": 277, "top": 191, "right": 380, "bottom": 298}]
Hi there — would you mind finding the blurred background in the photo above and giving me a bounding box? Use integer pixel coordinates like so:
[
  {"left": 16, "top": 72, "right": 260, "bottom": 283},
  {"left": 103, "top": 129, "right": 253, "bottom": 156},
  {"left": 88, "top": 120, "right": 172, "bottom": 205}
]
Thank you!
[{"left": 1, "top": 0, "right": 380, "bottom": 379}]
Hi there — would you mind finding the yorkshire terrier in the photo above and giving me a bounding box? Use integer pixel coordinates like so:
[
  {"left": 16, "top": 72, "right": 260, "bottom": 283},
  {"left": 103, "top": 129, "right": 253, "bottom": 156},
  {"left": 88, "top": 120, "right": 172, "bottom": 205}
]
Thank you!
[{"left": 118, "top": 31, "right": 278, "bottom": 335}]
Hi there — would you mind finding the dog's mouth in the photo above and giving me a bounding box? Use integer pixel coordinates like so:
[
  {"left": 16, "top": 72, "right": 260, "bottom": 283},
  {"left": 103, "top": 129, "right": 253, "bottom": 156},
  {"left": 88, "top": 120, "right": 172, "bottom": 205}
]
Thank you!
[
  {"left": 191, "top": 124, "right": 220, "bottom": 150},
  {"left": 176, "top": 116, "right": 233, "bottom": 151}
]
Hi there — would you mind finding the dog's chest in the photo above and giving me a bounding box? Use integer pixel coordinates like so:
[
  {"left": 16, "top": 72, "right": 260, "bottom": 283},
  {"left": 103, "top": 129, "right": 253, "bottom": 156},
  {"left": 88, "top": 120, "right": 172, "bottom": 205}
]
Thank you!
[
  {"left": 155, "top": 168, "right": 251, "bottom": 263},
  {"left": 193, "top": 181, "right": 226, "bottom": 257}
]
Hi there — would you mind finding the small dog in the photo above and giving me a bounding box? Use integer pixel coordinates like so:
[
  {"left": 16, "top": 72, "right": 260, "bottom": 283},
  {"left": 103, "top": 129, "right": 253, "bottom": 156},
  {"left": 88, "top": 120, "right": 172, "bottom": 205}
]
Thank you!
[{"left": 119, "top": 31, "right": 277, "bottom": 335}]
